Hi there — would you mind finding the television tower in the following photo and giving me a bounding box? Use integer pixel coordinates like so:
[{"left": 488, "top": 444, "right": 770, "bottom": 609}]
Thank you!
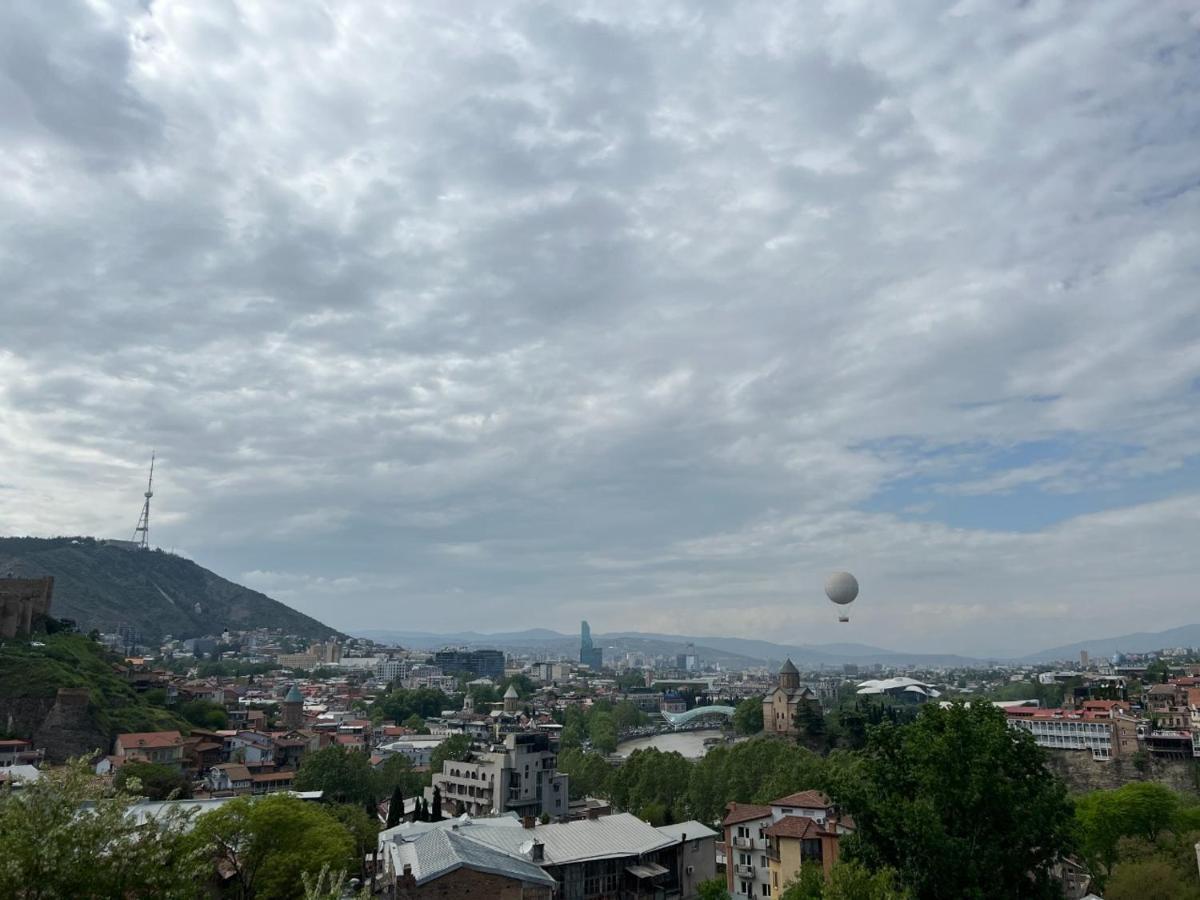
[{"left": 132, "top": 452, "right": 155, "bottom": 550}]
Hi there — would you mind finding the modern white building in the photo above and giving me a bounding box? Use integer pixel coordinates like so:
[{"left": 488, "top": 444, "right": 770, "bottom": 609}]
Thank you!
[{"left": 430, "top": 732, "right": 568, "bottom": 820}]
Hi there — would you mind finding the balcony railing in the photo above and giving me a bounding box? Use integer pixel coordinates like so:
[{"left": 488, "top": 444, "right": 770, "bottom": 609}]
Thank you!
[
  {"left": 733, "top": 836, "right": 754, "bottom": 849},
  {"left": 735, "top": 864, "right": 755, "bottom": 878}
]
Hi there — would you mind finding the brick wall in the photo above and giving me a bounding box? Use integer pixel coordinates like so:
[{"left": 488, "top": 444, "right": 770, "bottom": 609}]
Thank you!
[{"left": 397, "top": 868, "right": 552, "bottom": 900}]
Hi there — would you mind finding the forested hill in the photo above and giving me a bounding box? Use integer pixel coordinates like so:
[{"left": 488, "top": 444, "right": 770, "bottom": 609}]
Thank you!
[{"left": 0, "top": 536, "right": 339, "bottom": 642}]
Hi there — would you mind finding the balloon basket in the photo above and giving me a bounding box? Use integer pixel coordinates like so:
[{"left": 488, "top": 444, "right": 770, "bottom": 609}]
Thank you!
[{"left": 837, "top": 615, "right": 849, "bottom": 623}]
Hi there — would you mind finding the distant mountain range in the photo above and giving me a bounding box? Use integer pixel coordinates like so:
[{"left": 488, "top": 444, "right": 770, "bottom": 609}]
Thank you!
[
  {"left": 361, "top": 623, "right": 1200, "bottom": 668},
  {"left": 0, "top": 536, "right": 340, "bottom": 642},
  {"left": 355, "top": 628, "right": 988, "bottom": 669},
  {"left": 1018, "top": 624, "right": 1200, "bottom": 664}
]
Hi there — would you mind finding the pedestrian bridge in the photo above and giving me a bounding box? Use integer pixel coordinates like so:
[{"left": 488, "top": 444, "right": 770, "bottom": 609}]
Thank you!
[{"left": 660, "top": 705, "right": 738, "bottom": 728}]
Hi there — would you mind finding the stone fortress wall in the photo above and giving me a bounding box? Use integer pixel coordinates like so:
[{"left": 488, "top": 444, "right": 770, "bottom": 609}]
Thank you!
[{"left": 0, "top": 576, "right": 55, "bottom": 638}]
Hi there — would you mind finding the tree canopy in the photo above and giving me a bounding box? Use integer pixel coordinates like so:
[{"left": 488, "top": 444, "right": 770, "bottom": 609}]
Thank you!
[
  {"left": 113, "top": 760, "right": 193, "bottom": 801},
  {"left": 187, "top": 793, "right": 354, "bottom": 900},
  {"left": 0, "top": 760, "right": 209, "bottom": 900},
  {"left": 829, "top": 701, "right": 1074, "bottom": 900}
]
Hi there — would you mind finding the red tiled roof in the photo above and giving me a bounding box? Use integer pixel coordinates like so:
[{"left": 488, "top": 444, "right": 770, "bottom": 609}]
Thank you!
[
  {"left": 722, "top": 802, "right": 773, "bottom": 827},
  {"left": 118, "top": 731, "right": 183, "bottom": 749},
  {"left": 764, "top": 815, "right": 828, "bottom": 839},
  {"left": 771, "top": 790, "right": 831, "bottom": 809}
]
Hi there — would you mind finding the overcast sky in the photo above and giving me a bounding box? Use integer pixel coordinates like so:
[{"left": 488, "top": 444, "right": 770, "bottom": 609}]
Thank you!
[{"left": 1, "top": 1, "right": 1198, "bottom": 657}]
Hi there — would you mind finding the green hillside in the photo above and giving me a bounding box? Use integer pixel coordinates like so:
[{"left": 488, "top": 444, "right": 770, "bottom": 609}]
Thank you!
[
  {"left": 0, "top": 633, "right": 186, "bottom": 738},
  {"left": 0, "top": 536, "right": 339, "bottom": 642}
]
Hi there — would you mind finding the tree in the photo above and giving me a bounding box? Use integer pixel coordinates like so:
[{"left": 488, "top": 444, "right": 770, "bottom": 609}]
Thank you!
[
  {"left": 293, "top": 746, "right": 377, "bottom": 806},
  {"left": 794, "top": 702, "right": 826, "bottom": 749},
  {"left": 824, "top": 861, "right": 912, "bottom": 900},
  {"left": 429, "top": 734, "right": 472, "bottom": 777},
  {"left": 114, "top": 760, "right": 193, "bottom": 800},
  {"left": 557, "top": 748, "right": 613, "bottom": 800},
  {"left": 401, "top": 713, "right": 426, "bottom": 732},
  {"left": 0, "top": 759, "right": 210, "bottom": 899},
  {"left": 612, "top": 700, "right": 649, "bottom": 732},
  {"left": 1076, "top": 782, "right": 1182, "bottom": 879},
  {"left": 779, "top": 865, "right": 824, "bottom": 900},
  {"left": 609, "top": 748, "right": 692, "bottom": 823},
  {"left": 1106, "top": 859, "right": 1199, "bottom": 900},
  {"left": 177, "top": 698, "right": 230, "bottom": 730},
  {"left": 326, "top": 803, "right": 379, "bottom": 887},
  {"left": 431, "top": 786, "right": 442, "bottom": 820},
  {"left": 373, "top": 753, "right": 423, "bottom": 801},
  {"left": 188, "top": 793, "right": 354, "bottom": 900},
  {"left": 589, "top": 711, "right": 618, "bottom": 754},
  {"left": 374, "top": 688, "right": 450, "bottom": 725},
  {"left": 733, "top": 697, "right": 764, "bottom": 735},
  {"left": 697, "top": 877, "right": 732, "bottom": 900},
  {"left": 385, "top": 785, "right": 404, "bottom": 828},
  {"left": 829, "top": 701, "right": 1074, "bottom": 900}
]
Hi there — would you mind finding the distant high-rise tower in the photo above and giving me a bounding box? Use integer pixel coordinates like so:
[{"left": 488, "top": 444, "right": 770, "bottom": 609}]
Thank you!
[
  {"left": 580, "top": 620, "right": 602, "bottom": 669},
  {"left": 132, "top": 452, "right": 155, "bottom": 550}
]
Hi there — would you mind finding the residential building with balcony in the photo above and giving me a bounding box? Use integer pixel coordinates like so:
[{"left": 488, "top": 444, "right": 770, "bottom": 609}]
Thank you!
[
  {"left": 1005, "top": 706, "right": 1140, "bottom": 761},
  {"left": 723, "top": 792, "right": 849, "bottom": 897},
  {"left": 430, "top": 732, "right": 568, "bottom": 820}
]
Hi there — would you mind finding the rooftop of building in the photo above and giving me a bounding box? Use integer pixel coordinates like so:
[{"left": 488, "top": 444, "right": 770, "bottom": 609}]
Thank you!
[
  {"left": 722, "top": 802, "right": 774, "bottom": 827},
  {"left": 771, "top": 790, "right": 832, "bottom": 809},
  {"left": 389, "top": 826, "right": 557, "bottom": 888}
]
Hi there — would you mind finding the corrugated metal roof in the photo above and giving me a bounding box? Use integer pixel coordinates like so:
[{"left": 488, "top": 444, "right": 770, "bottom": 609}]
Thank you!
[
  {"left": 655, "top": 820, "right": 718, "bottom": 842},
  {"left": 394, "top": 828, "right": 556, "bottom": 887},
  {"left": 465, "top": 813, "right": 676, "bottom": 865}
]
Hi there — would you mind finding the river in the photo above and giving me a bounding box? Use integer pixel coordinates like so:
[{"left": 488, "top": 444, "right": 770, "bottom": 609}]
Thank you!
[{"left": 614, "top": 729, "right": 736, "bottom": 759}]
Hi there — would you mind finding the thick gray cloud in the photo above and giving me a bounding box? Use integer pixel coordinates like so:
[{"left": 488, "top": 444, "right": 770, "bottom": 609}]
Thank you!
[{"left": 1, "top": 0, "right": 1198, "bottom": 656}]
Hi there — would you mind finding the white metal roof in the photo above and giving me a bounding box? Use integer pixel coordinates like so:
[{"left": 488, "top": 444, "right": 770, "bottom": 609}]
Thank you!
[
  {"left": 464, "top": 812, "right": 676, "bottom": 865},
  {"left": 391, "top": 827, "right": 557, "bottom": 888}
]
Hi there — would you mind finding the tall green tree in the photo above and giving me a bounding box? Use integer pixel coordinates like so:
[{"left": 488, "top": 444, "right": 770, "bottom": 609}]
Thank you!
[
  {"left": 114, "top": 760, "right": 193, "bottom": 800},
  {"left": 429, "top": 734, "right": 472, "bottom": 777},
  {"left": 385, "top": 786, "right": 404, "bottom": 828},
  {"left": 1075, "top": 782, "right": 1182, "bottom": 879},
  {"left": 293, "top": 746, "right": 377, "bottom": 805},
  {"left": 0, "top": 759, "right": 209, "bottom": 900},
  {"left": 829, "top": 701, "right": 1074, "bottom": 900},
  {"left": 557, "top": 748, "right": 614, "bottom": 800},
  {"left": 188, "top": 793, "right": 354, "bottom": 900},
  {"left": 732, "top": 697, "right": 764, "bottom": 735}
]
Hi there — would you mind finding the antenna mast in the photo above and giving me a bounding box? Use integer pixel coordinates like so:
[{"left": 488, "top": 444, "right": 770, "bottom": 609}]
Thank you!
[{"left": 133, "top": 452, "right": 155, "bottom": 550}]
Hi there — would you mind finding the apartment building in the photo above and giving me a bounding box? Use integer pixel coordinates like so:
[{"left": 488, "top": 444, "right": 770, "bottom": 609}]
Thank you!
[
  {"left": 1005, "top": 705, "right": 1140, "bottom": 760},
  {"left": 430, "top": 732, "right": 568, "bottom": 820},
  {"left": 723, "top": 791, "right": 849, "bottom": 897}
]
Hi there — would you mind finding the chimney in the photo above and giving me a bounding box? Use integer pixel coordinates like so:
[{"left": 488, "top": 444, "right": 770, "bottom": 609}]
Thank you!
[
  {"left": 522, "top": 815, "right": 536, "bottom": 829},
  {"left": 530, "top": 839, "right": 545, "bottom": 863},
  {"left": 400, "top": 864, "right": 416, "bottom": 890}
]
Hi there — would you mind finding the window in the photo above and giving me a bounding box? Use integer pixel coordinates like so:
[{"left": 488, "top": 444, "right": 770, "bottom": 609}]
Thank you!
[
  {"left": 760, "top": 855, "right": 767, "bottom": 868},
  {"left": 761, "top": 884, "right": 771, "bottom": 896}
]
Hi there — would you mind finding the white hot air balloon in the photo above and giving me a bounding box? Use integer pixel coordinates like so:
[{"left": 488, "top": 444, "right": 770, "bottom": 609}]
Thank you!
[{"left": 825, "top": 571, "right": 859, "bottom": 623}]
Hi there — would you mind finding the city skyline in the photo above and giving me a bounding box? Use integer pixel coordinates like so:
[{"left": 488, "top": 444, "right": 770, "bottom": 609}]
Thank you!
[{"left": 1, "top": 1, "right": 1198, "bottom": 658}]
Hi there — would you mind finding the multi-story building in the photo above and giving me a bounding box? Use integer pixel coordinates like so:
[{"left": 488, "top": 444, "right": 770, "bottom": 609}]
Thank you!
[
  {"left": 580, "top": 621, "right": 603, "bottom": 670},
  {"left": 430, "top": 732, "right": 568, "bottom": 820},
  {"left": 432, "top": 649, "right": 505, "bottom": 681},
  {"left": 1005, "top": 705, "right": 1140, "bottom": 760},
  {"left": 723, "top": 791, "right": 849, "bottom": 898}
]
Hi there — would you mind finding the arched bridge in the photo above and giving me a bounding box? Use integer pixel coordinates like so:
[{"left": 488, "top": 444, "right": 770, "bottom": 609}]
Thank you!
[{"left": 660, "top": 705, "right": 738, "bottom": 729}]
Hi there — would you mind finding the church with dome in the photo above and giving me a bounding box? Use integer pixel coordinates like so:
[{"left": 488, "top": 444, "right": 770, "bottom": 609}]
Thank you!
[{"left": 762, "top": 658, "right": 821, "bottom": 736}]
